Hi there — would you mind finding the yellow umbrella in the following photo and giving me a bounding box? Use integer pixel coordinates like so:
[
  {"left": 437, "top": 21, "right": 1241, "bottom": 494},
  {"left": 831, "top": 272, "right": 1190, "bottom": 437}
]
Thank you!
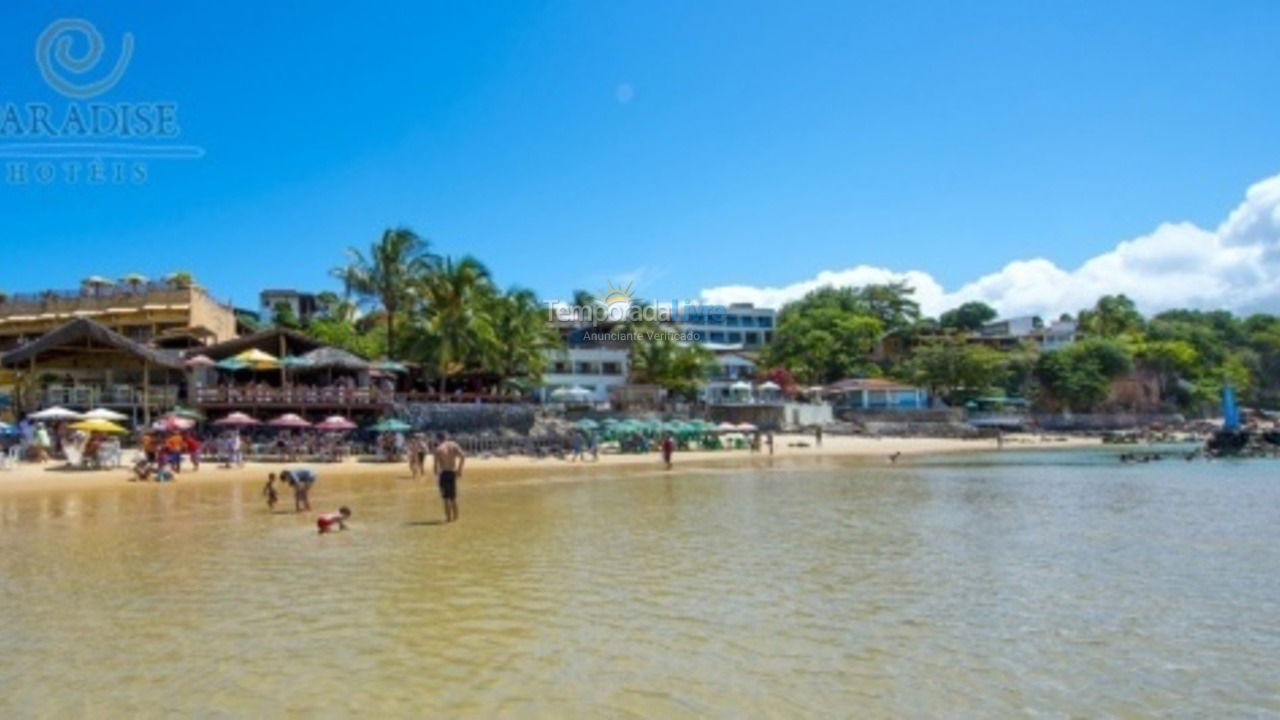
[
  {"left": 233, "top": 348, "right": 280, "bottom": 369},
  {"left": 70, "top": 419, "right": 129, "bottom": 434}
]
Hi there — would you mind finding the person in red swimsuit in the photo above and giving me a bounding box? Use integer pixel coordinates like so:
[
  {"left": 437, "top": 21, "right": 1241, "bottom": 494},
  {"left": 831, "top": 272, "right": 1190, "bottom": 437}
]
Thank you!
[{"left": 316, "top": 506, "right": 352, "bottom": 534}]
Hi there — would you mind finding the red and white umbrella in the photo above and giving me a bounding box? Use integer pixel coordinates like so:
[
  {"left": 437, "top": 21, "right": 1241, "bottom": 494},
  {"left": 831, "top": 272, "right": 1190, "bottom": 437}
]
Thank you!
[
  {"left": 268, "top": 413, "right": 312, "bottom": 428},
  {"left": 212, "top": 411, "right": 260, "bottom": 426},
  {"left": 314, "top": 415, "right": 357, "bottom": 431}
]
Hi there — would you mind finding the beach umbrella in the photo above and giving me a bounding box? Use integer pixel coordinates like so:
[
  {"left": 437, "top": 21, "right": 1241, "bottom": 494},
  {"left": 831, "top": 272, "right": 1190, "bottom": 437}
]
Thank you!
[
  {"left": 212, "top": 411, "right": 260, "bottom": 426},
  {"left": 81, "top": 275, "right": 112, "bottom": 287},
  {"left": 369, "top": 418, "right": 412, "bottom": 433},
  {"left": 29, "top": 406, "right": 83, "bottom": 421},
  {"left": 169, "top": 406, "right": 204, "bottom": 420},
  {"left": 184, "top": 354, "right": 216, "bottom": 368},
  {"left": 575, "top": 418, "right": 599, "bottom": 431},
  {"left": 215, "top": 357, "right": 250, "bottom": 372},
  {"left": 734, "top": 422, "right": 758, "bottom": 432},
  {"left": 70, "top": 419, "right": 128, "bottom": 434},
  {"left": 280, "top": 355, "right": 314, "bottom": 369},
  {"left": 715, "top": 422, "right": 737, "bottom": 431},
  {"left": 551, "top": 386, "right": 593, "bottom": 403},
  {"left": 373, "top": 360, "right": 408, "bottom": 373},
  {"left": 268, "top": 413, "right": 312, "bottom": 428},
  {"left": 81, "top": 407, "right": 128, "bottom": 421},
  {"left": 758, "top": 381, "right": 781, "bottom": 391},
  {"left": 154, "top": 416, "right": 195, "bottom": 431},
  {"left": 233, "top": 348, "right": 280, "bottom": 370},
  {"left": 120, "top": 272, "right": 149, "bottom": 285},
  {"left": 315, "top": 415, "right": 357, "bottom": 431}
]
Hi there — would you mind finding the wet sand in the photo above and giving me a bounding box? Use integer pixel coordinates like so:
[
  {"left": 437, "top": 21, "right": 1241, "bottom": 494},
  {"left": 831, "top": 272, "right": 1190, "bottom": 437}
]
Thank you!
[{"left": 0, "top": 433, "right": 1095, "bottom": 496}]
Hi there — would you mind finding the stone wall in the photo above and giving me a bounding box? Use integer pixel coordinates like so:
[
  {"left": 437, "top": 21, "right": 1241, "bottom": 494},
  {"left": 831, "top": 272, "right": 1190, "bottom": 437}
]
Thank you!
[{"left": 394, "top": 402, "right": 537, "bottom": 435}]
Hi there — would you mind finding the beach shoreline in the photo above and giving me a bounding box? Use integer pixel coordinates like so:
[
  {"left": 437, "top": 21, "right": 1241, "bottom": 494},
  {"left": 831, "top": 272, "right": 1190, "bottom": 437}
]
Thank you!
[{"left": 0, "top": 433, "right": 1099, "bottom": 497}]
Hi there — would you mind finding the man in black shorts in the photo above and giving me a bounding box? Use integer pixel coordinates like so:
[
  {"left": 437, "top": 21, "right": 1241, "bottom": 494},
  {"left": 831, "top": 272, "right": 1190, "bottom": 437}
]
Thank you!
[{"left": 431, "top": 432, "right": 465, "bottom": 523}]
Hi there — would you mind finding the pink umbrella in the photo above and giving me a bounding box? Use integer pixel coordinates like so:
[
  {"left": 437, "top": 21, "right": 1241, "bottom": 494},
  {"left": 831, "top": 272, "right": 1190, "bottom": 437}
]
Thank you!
[
  {"left": 153, "top": 416, "right": 195, "bottom": 431},
  {"left": 184, "top": 354, "right": 216, "bottom": 368},
  {"left": 314, "top": 415, "right": 357, "bottom": 431},
  {"left": 268, "top": 413, "right": 312, "bottom": 428},
  {"left": 212, "top": 411, "right": 260, "bottom": 426}
]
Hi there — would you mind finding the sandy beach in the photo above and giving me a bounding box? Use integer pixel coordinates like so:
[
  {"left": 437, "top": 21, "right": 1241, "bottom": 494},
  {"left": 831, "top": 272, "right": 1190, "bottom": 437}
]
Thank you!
[{"left": 0, "top": 433, "right": 1097, "bottom": 496}]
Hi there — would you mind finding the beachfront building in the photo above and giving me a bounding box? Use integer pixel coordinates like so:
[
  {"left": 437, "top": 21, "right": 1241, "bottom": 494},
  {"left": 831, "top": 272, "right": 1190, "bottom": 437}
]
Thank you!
[
  {"left": 825, "top": 377, "right": 929, "bottom": 410},
  {"left": 0, "top": 317, "right": 185, "bottom": 422},
  {"left": 677, "top": 302, "right": 775, "bottom": 350},
  {"left": 0, "top": 276, "right": 237, "bottom": 352},
  {"left": 538, "top": 347, "right": 629, "bottom": 405},
  {"left": 702, "top": 351, "right": 765, "bottom": 404},
  {"left": 259, "top": 289, "right": 323, "bottom": 325}
]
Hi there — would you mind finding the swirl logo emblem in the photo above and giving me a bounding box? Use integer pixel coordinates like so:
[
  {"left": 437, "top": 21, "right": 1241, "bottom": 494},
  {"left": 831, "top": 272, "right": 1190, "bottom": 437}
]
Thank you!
[
  {"left": 36, "top": 19, "right": 134, "bottom": 99},
  {"left": 2, "top": 18, "right": 203, "bottom": 185}
]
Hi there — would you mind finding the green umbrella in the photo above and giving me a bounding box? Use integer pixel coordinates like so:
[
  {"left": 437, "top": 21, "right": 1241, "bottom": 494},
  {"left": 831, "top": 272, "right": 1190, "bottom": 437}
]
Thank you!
[
  {"left": 575, "top": 418, "right": 599, "bottom": 430},
  {"left": 280, "top": 355, "right": 314, "bottom": 368},
  {"left": 374, "top": 360, "right": 409, "bottom": 373},
  {"left": 369, "top": 418, "right": 412, "bottom": 432},
  {"left": 169, "top": 406, "right": 204, "bottom": 420}
]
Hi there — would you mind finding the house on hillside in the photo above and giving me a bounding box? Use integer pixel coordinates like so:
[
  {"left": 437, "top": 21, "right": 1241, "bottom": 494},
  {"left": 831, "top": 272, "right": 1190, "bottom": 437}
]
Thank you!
[{"left": 824, "top": 377, "right": 929, "bottom": 410}]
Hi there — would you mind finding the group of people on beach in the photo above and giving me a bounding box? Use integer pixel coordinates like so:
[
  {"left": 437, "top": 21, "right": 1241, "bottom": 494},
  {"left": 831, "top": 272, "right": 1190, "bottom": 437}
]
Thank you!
[{"left": 260, "top": 431, "right": 467, "bottom": 534}]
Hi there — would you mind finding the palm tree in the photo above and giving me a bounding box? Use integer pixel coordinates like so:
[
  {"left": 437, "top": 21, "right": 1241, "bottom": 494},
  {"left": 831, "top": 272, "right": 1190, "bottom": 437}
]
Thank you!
[
  {"left": 335, "top": 227, "right": 436, "bottom": 359},
  {"left": 630, "top": 331, "right": 715, "bottom": 401},
  {"left": 414, "top": 255, "right": 497, "bottom": 391},
  {"left": 485, "top": 287, "right": 561, "bottom": 391}
]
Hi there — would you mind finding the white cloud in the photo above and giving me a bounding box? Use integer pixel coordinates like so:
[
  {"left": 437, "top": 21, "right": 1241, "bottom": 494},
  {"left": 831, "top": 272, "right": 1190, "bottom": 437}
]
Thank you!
[{"left": 700, "top": 173, "right": 1280, "bottom": 319}]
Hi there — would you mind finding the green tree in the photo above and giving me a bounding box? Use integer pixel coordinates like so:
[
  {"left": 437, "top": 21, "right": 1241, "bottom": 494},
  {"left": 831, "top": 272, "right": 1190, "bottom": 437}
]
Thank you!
[
  {"left": 336, "top": 227, "right": 435, "bottom": 359},
  {"left": 1078, "top": 294, "right": 1144, "bottom": 339},
  {"left": 1034, "top": 339, "right": 1133, "bottom": 412},
  {"left": 630, "top": 331, "right": 716, "bottom": 400},
  {"left": 411, "top": 255, "right": 497, "bottom": 390},
  {"left": 938, "top": 301, "right": 997, "bottom": 332},
  {"left": 270, "top": 301, "right": 301, "bottom": 329},
  {"left": 485, "top": 287, "right": 561, "bottom": 390},
  {"left": 904, "top": 340, "right": 1007, "bottom": 405}
]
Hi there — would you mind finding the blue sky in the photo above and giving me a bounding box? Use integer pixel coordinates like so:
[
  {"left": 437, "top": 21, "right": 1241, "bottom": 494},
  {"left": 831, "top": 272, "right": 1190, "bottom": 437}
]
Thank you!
[{"left": 3, "top": 1, "right": 1280, "bottom": 316}]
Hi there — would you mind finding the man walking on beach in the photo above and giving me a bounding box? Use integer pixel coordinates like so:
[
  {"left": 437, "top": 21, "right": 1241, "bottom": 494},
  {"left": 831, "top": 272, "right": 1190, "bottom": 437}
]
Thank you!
[
  {"left": 432, "top": 432, "right": 465, "bottom": 523},
  {"left": 661, "top": 432, "right": 675, "bottom": 470}
]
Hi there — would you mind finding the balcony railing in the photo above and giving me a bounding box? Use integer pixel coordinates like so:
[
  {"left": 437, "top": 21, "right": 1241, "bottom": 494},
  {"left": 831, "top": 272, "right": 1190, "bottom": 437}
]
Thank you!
[
  {"left": 38, "top": 385, "right": 180, "bottom": 408},
  {"left": 193, "top": 387, "right": 525, "bottom": 407}
]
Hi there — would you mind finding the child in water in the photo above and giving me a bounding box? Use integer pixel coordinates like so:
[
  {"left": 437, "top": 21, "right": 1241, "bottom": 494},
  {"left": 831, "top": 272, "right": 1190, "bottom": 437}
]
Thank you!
[
  {"left": 317, "top": 506, "right": 352, "bottom": 534},
  {"left": 263, "top": 473, "right": 279, "bottom": 510}
]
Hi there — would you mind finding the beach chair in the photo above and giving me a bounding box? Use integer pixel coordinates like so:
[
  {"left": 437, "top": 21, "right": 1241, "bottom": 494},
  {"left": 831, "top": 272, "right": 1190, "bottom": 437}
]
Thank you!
[{"left": 0, "top": 446, "right": 20, "bottom": 470}]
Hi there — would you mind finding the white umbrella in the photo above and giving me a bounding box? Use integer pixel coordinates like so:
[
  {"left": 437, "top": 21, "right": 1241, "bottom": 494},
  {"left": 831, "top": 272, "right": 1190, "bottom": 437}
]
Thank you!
[
  {"left": 758, "top": 381, "right": 781, "bottom": 391},
  {"left": 82, "top": 408, "right": 129, "bottom": 421},
  {"left": 729, "top": 381, "right": 752, "bottom": 391},
  {"left": 29, "top": 406, "right": 83, "bottom": 421},
  {"left": 551, "top": 386, "right": 592, "bottom": 402}
]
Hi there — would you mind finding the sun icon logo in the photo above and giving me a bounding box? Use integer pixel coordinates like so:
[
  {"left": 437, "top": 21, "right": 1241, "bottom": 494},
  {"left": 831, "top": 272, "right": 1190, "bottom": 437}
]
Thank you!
[{"left": 592, "top": 280, "right": 635, "bottom": 306}]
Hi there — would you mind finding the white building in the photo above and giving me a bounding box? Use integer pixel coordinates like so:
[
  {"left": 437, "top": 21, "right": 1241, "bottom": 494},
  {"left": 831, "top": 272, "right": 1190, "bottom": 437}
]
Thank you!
[
  {"left": 259, "top": 289, "right": 322, "bottom": 325},
  {"left": 678, "top": 302, "right": 775, "bottom": 349},
  {"left": 1037, "top": 318, "right": 1078, "bottom": 350},
  {"left": 701, "top": 351, "right": 759, "bottom": 404},
  {"left": 538, "top": 346, "right": 629, "bottom": 405}
]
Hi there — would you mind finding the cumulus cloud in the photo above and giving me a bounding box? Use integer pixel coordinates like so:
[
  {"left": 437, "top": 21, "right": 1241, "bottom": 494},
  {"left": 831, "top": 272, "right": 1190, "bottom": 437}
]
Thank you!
[{"left": 700, "top": 173, "right": 1280, "bottom": 318}]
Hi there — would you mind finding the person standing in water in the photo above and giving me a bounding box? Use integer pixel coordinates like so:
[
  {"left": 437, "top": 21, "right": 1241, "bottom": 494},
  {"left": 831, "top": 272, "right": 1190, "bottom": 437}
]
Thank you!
[{"left": 432, "top": 432, "right": 466, "bottom": 523}]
